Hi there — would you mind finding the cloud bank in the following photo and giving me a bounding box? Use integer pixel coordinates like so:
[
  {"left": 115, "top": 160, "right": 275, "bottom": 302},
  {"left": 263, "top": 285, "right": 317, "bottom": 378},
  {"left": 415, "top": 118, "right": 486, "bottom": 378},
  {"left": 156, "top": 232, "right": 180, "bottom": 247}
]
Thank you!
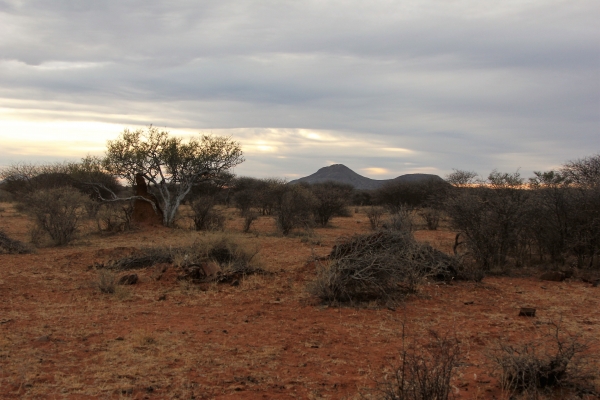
[{"left": 0, "top": 0, "right": 598, "bottom": 178}]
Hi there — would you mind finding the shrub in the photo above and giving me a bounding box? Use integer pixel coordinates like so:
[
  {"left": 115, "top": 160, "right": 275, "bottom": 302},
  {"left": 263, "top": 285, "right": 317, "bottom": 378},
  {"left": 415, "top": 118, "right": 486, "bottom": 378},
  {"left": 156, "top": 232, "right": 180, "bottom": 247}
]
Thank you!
[
  {"left": 366, "top": 206, "right": 385, "bottom": 230},
  {"left": 96, "top": 270, "right": 117, "bottom": 294},
  {"left": 0, "top": 230, "right": 34, "bottom": 254},
  {"left": 275, "top": 185, "right": 316, "bottom": 235},
  {"left": 190, "top": 197, "right": 225, "bottom": 231},
  {"left": 376, "top": 328, "right": 463, "bottom": 400},
  {"left": 95, "top": 233, "right": 263, "bottom": 284},
  {"left": 383, "top": 207, "right": 414, "bottom": 234},
  {"left": 489, "top": 322, "right": 598, "bottom": 398},
  {"left": 96, "top": 201, "right": 134, "bottom": 233},
  {"left": 242, "top": 210, "right": 258, "bottom": 233},
  {"left": 308, "top": 181, "right": 353, "bottom": 226},
  {"left": 375, "top": 178, "right": 450, "bottom": 213},
  {"left": 26, "top": 187, "right": 92, "bottom": 245},
  {"left": 308, "top": 231, "right": 460, "bottom": 305},
  {"left": 419, "top": 208, "right": 441, "bottom": 231},
  {"left": 444, "top": 171, "right": 530, "bottom": 270}
]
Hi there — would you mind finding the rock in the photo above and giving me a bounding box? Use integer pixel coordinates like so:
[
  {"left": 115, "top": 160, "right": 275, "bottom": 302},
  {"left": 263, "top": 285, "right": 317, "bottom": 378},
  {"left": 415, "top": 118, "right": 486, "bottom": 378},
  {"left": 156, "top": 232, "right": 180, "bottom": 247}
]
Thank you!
[
  {"left": 519, "top": 307, "right": 536, "bottom": 317},
  {"left": 157, "top": 294, "right": 167, "bottom": 301},
  {"left": 117, "top": 274, "right": 138, "bottom": 285},
  {"left": 540, "top": 271, "right": 565, "bottom": 282}
]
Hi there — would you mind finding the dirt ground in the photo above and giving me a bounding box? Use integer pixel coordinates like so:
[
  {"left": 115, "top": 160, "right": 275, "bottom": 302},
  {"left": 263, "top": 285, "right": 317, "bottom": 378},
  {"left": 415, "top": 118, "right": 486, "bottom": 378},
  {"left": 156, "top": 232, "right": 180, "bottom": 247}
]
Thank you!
[{"left": 0, "top": 203, "right": 598, "bottom": 399}]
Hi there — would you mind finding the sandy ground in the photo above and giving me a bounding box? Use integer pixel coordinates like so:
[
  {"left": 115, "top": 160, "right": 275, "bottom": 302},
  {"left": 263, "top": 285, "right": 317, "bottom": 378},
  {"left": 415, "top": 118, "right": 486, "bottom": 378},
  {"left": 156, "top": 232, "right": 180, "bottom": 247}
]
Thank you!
[{"left": 0, "top": 203, "right": 598, "bottom": 399}]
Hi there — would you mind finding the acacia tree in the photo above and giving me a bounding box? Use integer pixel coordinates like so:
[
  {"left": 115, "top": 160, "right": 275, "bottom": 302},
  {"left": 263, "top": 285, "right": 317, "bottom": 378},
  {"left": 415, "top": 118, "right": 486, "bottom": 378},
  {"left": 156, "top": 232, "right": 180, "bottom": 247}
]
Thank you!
[{"left": 102, "top": 126, "right": 244, "bottom": 227}]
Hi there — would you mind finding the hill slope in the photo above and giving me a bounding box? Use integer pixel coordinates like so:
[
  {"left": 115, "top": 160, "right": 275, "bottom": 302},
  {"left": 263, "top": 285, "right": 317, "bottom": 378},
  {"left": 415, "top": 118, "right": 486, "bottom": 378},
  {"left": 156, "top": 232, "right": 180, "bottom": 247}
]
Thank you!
[{"left": 289, "top": 164, "right": 444, "bottom": 190}]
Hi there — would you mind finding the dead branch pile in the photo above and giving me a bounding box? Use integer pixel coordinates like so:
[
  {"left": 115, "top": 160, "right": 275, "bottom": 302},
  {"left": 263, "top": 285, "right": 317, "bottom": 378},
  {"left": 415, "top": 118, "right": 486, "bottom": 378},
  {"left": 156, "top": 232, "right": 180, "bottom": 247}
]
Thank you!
[
  {"left": 310, "top": 231, "right": 461, "bottom": 305},
  {"left": 0, "top": 230, "right": 34, "bottom": 254},
  {"left": 95, "top": 247, "right": 173, "bottom": 271},
  {"left": 92, "top": 234, "right": 265, "bottom": 284}
]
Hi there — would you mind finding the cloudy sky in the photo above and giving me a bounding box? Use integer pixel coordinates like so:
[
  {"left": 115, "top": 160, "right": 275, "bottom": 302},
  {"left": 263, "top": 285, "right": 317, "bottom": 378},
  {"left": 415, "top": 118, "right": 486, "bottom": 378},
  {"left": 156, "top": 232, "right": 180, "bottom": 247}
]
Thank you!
[{"left": 0, "top": 0, "right": 598, "bottom": 180}]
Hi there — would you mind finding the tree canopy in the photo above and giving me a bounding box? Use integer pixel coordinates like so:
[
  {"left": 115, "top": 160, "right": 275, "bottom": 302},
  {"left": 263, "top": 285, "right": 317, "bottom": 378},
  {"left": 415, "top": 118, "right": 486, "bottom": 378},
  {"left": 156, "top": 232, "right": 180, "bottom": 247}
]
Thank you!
[{"left": 102, "top": 126, "right": 244, "bottom": 227}]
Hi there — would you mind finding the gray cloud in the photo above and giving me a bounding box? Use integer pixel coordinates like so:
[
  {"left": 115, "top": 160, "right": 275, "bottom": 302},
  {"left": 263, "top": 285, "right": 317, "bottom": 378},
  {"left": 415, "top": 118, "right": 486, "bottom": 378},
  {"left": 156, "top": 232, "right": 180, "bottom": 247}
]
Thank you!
[{"left": 0, "top": 0, "right": 598, "bottom": 179}]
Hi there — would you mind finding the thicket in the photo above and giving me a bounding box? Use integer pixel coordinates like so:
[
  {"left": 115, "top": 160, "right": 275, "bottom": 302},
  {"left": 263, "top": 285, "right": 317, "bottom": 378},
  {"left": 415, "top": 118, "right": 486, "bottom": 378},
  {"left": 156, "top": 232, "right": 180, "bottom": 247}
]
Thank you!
[
  {"left": 489, "top": 321, "right": 598, "bottom": 398},
  {"left": 445, "top": 154, "right": 600, "bottom": 271},
  {"left": 375, "top": 329, "right": 463, "bottom": 400}
]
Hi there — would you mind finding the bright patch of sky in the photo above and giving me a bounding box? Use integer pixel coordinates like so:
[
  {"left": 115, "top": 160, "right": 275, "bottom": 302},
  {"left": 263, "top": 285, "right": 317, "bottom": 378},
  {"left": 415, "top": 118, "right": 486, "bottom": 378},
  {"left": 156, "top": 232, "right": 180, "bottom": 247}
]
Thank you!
[{"left": 0, "top": 0, "right": 598, "bottom": 179}]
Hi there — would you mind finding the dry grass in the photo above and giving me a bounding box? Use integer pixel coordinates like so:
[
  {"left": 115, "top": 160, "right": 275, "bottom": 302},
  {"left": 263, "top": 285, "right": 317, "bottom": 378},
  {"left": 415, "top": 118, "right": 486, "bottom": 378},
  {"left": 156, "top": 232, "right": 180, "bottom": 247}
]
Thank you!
[{"left": 0, "top": 201, "right": 598, "bottom": 399}]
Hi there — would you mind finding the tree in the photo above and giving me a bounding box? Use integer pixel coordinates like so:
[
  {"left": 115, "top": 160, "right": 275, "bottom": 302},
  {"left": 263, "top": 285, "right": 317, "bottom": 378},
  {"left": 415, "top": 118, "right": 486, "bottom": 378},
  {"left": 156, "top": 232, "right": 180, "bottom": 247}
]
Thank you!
[
  {"left": 102, "top": 126, "right": 244, "bottom": 227},
  {"left": 309, "top": 181, "right": 353, "bottom": 226}
]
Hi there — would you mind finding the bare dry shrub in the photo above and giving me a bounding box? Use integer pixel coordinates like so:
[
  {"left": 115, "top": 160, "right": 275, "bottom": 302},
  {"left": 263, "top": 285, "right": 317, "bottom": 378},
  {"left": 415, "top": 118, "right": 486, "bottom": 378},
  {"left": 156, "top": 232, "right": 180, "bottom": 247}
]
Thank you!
[
  {"left": 0, "top": 230, "right": 34, "bottom": 254},
  {"left": 275, "top": 185, "right": 316, "bottom": 235},
  {"left": 489, "top": 321, "right": 598, "bottom": 398},
  {"left": 190, "top": 197, "right": 225, "bottom": 231},
  {"left": 96, "top": 201, "right": 134, "bottom": 233},
  {"left": 94, "top": 233, "right": 263, "bottom": 283},
  {"left": 419, "top": 208, "right": 441, "bottom": 231},
  {"left": 26, "top": 187, "right": 92, "bottom": 245},
  {"left": 309, "top": 231, "right": 460, "bottom": 305},
  {"left": 366, "top": 206, "right": 385, "bottom": 230},
  {"left": 97, "top": 247, "right": 173, "bottom": 271},
  {"left": 383, "top": 207, "right": 414, "bottom": 233},
  {"left": 96, "top": 270, "right": 117, "bottom": 294},
  {"left": 242, "top": 210, "right": 258, "bottom": 233},
  {"left": 375, "top": 328, "right": 463, "bottom": 400},
  {"left": 175, "top": 234, "right": 264, "bottom": 283}
]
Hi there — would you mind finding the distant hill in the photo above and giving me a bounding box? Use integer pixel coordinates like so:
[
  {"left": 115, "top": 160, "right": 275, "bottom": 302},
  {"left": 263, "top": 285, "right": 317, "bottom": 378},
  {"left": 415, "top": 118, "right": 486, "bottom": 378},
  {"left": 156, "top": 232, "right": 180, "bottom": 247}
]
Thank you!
[{"left": 289, "top": 164, "right": 445, "bottom": 190}]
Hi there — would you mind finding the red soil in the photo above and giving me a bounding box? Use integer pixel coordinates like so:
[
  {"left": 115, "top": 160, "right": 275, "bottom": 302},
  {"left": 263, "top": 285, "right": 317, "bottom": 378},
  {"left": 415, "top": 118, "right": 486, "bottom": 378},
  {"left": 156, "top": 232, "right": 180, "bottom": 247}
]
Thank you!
[{"left": 0, "top": 204, "right": 598, "bottom": 399}]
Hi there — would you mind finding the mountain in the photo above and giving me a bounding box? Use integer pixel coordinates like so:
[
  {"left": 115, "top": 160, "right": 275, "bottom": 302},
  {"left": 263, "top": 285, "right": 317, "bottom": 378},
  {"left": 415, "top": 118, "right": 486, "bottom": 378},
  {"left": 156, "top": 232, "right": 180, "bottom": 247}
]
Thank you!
[{"left": 289, "top": 164, "right": 445, "bottom": 190}]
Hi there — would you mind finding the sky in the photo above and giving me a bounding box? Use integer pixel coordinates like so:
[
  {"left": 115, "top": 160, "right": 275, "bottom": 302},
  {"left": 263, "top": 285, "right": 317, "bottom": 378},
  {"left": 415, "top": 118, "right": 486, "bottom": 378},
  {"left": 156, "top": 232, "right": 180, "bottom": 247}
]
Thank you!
[{"left": 0, "top": 0, "right": 598, "bottom": 180}]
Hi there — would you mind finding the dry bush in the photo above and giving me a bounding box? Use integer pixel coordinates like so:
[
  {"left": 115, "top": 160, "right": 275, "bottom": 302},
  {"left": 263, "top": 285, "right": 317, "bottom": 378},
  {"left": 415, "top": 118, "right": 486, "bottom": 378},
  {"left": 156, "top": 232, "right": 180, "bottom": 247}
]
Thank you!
[
  {"left": 489, "top": 321, "right": 598, "bottom": 398},
  {"left": 96, "top": 201, "right": 134, "bottom": 233},
  {"left": 383, "top": 207, "right": 414, "bottom": 233},
  {"left": 0, "top": 230, "right": 34, "bottom": 254},
  {"left": 26, "top": 187, "right": 92, "bottom": 245},
  {"left": 242, "top": 210, "right": 258, "bottom": 233},
  {"left": 190, "top": 197, "right": 225, "bottom": 231},
  {"left": 366, "top": 206, "right": 385, "bottom": 230},
  {"left": 0, "top": 189, "right": 14, "bottom": 202},
  {"left": 95, "top": 233, "right": 263, "bottom": 284},
  {"left": 275, "top": 185, "right": 316, "bottom": 235},
  {"left": 308, "top": 231, "right": 460, "bottom": 305},
  {"left": 190, "top": 234, "right": 258, "bottom": 267},
  {"left": 96, "top": 270, "right": 117, "bottom": 294},
  {"left": 97, "top": 247, "right": 173, "bottom": 271},
  {"left": 419, "top": 208, "right": 441, "bottom": 231},
  {"left": 375, "top": 328, "right": 463, "bottom": 400}
]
